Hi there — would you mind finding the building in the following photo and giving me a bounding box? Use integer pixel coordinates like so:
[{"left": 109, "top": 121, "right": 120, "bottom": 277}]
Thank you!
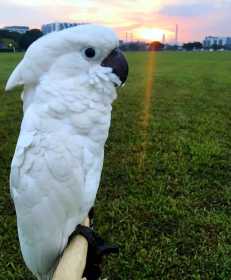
[
  {"left": 41, "top": 22, "right": 84, "bottom": 34},
  {"left": 3, "top": 26, "right": 29, "bottom": 34},
  {"left": 203, "top": 36, "right": 231, "bottom": 48}
]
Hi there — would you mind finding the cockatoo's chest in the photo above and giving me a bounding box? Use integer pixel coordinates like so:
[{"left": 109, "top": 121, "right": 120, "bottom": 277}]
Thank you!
[
  {"left": 11, "top": 100, "right": 111, "bottom": 212},
  {"left": 22, "top": 93, "right": 112, "bottom": 143}
]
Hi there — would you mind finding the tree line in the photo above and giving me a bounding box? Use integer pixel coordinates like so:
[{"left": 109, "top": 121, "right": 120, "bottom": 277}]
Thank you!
[
  {"left": 1, "top": 29, "right": 229, "bottom": 52},
  {"left": 120, "top": 40, "right": 231, "bottom": 51},
  {"left": 120, "top": 41, "right": 205, "bottom": 51},
  {"left": 0, "top": 29, "right": 43, "bottom": 51}
]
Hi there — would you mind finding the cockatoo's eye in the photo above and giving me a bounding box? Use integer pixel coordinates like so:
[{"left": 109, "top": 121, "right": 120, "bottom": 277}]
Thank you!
[{"left": 84, "top": 48, "right": 96, "bottom": 58}]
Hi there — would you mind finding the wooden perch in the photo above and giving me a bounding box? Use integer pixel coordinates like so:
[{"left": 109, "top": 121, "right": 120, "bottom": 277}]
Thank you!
[{"left": 53, "top": 217, "right": 90, "bottom": 280}]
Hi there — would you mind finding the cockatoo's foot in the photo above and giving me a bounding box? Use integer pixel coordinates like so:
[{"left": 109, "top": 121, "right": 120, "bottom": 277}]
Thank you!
[
  {"left": 88, "top": 207, "right": 94, "bottom": 229},
  {"left": 74, "top": 218, "right": 119, "bottom": 280}
]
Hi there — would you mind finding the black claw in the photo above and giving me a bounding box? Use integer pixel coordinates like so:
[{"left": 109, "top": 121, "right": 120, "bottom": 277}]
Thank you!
[
  {"left": 89, "top": 207, "right": 94, "bottom": 228},
  {"left": 97, "top": 244, "right": 119, "bottom": 257},
  {"left": 89, "top": 207, "right": 94, "bottom": 220},
  {"left": 74, "top": 224, "right": 119, "bottom": 280}
]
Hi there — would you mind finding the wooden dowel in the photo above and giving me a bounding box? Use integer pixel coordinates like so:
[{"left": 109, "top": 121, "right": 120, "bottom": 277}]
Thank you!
[{"left": 53, "top": 217, "right": 90, "bottom": 280}]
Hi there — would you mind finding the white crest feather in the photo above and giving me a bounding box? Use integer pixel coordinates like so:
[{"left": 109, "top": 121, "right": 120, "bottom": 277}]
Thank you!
[{"left": 5, "top": 61, "right": 24, "bottom": 91}]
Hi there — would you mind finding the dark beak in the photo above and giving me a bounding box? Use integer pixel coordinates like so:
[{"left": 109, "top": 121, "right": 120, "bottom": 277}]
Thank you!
[{"left": 101, "top": 48, "right": 129, "bottom": 86}]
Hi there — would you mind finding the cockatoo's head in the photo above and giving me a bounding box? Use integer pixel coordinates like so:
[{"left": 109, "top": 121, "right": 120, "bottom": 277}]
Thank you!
[{"left": 5, "top": 24, "right": 128, "bottom": 91}]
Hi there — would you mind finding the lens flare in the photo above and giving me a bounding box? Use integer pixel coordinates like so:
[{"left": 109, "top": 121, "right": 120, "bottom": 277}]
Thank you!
[
  {"left": 139, "top": 51, "right": 156, "bottom": 168},
  {"left": 134, "top": 27, "right": 173, "bottom": 42}
]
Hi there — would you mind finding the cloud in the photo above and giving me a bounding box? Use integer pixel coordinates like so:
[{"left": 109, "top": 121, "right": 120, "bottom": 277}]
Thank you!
[
  {"left": 0, "top": 3, "right": 51, "bottom": 27},
  {"left": 159, "top": 3, "right": 216, "bottom": 17},
  {"left": 0, "top": 0, "right": 165, "bottom": 39},
  {"left": 0, "top": 0, "right": 231, "bottom": 42}
]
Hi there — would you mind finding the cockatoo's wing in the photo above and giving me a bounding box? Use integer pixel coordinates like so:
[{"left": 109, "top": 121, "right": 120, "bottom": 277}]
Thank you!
[{"left": 10, "top": 105, "right": 103, "bottom": 278}]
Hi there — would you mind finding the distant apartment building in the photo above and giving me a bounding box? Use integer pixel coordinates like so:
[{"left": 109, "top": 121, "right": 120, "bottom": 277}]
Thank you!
[
  {"left": 203, "top": 36, "right": 231, "bottom": 48},
  {"left": 3, "top": 26, "right": 29, "bottom": 34},
  {"left": 42, "top": 22, "right": 84, "bottom": 34}
]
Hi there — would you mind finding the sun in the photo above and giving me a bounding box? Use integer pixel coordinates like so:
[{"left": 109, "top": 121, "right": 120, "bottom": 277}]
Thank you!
[{"left": 135, "top": 27, "right": 169, "bottom": 42}]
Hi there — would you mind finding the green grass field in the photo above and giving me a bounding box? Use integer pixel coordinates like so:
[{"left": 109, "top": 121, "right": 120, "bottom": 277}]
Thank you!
[{"left": 1, "top": 51, "right": 231, "bottom": 279}]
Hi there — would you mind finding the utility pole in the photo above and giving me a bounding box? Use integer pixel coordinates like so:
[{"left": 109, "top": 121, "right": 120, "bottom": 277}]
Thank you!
[
  {"left": 162, "top": 33, "right": 166, "bottom": 45},
  {"left": 175, "top": 24, "right": 178, "bottom": 46}
]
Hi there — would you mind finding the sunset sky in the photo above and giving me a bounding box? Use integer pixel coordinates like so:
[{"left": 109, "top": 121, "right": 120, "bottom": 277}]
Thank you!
[{"left": 0, "top": 0, "right": 231, "bottom": 43}]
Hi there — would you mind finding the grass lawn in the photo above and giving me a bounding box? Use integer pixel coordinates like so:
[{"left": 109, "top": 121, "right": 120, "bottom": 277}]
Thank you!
[{"left": 1, "top": 51, "right": 231, "bottom": 279}]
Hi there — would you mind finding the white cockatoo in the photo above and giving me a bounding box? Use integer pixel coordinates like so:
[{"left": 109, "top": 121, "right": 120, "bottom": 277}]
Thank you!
[{"left": 6, "top": 24, "right": 128, "bottom": 279}]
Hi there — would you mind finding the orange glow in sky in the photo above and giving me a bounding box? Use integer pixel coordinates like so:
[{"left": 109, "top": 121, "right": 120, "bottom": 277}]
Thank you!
[
  {"left": 0, "top": 0, "right": 230, "bottom": 43},
  {"left": 134, "top": 27, "right": 174, "bottom": 42}
]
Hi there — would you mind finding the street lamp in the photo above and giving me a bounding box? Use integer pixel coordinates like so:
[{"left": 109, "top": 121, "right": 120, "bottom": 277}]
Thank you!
[{"left": 8, "top": 43, "right": 16, "bottom": 53}]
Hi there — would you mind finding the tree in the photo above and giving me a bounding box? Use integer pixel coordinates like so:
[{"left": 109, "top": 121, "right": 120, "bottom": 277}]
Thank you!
[
  {"left": 149, "top": 41, "right": 164, "bottom": 51},
  {"left": 165, "top": 44, "right": 178, "bottom": 51},
  {"left": 0, "top": 30, "right": 21, "bottom": 48},
  {"left": 120, "top": 41, "right": 147, "bottom": 51},
  {"left": 183, "top": 42, "right": 203, "bottom": 51},
  {"left": 0, "top": 30, "right": 21, "bottom": 42},
  {"left": 19, "top": 29, "right": 43, "bottom": 50}
]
